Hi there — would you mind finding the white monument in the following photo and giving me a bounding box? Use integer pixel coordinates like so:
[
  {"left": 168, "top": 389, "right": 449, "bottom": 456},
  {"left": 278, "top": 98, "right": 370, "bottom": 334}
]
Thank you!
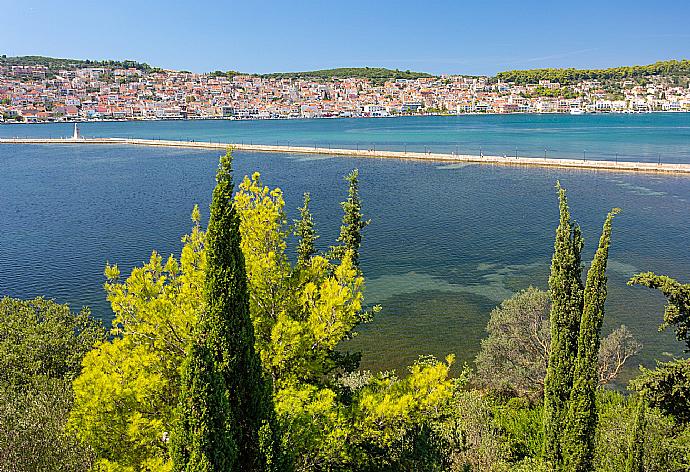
[{"left": 71, "top": 123, "right": 81, "bottom": 140}]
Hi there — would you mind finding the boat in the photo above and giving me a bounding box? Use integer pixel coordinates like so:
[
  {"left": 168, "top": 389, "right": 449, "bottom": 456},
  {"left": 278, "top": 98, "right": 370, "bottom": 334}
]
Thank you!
[{"left": 569, "top": 108, "right": 585, "bottom": 115}]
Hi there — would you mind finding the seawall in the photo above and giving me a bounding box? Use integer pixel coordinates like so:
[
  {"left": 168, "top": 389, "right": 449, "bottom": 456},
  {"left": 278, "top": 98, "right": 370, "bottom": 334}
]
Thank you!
[{"left": 2, "top": 137, "right": 689, "bottom": 175}]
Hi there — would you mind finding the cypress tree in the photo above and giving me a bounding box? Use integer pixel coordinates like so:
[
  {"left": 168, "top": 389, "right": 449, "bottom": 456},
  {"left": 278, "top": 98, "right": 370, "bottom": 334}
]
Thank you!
[
  {"left": 171, "top": 340, "right": 236, "bottom": 471},
  {"left": 172, "top": 149, "right": 283, "bottom": 471},
  {"left": 564, "top": 208, "right": 620, "bottom": 472},
  {"left": 543, "top": 182, "right": 584, "bottom": 467},
  {"left": 625, "top": 395, "right": 647, "bottom": 472},
  {"left": 332, "top": 169, "right": 369, "bottom": 268},
  {"left": 294, "top": 192, "right": 318, "bottom": 267}
]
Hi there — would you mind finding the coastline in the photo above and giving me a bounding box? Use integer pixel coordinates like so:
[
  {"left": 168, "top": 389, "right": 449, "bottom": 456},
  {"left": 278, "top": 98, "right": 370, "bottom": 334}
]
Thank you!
[
  {"left": 3, "top": 136, "right": 690, "bottom": 175},
  {"left": 1, "top": 110, "right": 688, "bottom": 126}
]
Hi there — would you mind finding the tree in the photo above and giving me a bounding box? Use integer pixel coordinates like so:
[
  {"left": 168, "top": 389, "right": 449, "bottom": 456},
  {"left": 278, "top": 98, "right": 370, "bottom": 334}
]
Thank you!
[
  {"left": 629, "top": 359, "right": 690, "bottom": 424},
  {"left": 628, "top": 273, "right": 690, "bottom": 351},
  {"left": 475, "top": 287, "right": 551, "bottom": 401},
  {"left": 0, "top": 297, "right": 104, "bottom": 472},
  {"left": 625, "top": 396, "right": 646, "bottom": 472},
  {"left": 70, "top": 212, "right": 206, "bottom": 471},
  {"left": 332, "top": 169, "right": 369, "bottom": 268},
  {"left": 564, "top": 209, "right": 619, "bottom": 472},
  {"left": 628, "top": 273, "right": 690, "bottom": 426},
  {"left": 474, "top": 287, "right": 639, "bottom": 401},
  {"left": 294, "top": 192, "right": 319, "bottom": 267},
  {"left": 543, "top": 182, "right": 584, "bottom": 465},
  {"left": 171, "top": 149, "right": 280, "bottom": 471},
  {"left": 597, "top": 325, "right": 642, "bottom": 385},
  {"left": 171, "top": 339, "right": 235, "bottom": 472},
  {"left": 0, "top": 297, "right": 104, "bottom": 387}
]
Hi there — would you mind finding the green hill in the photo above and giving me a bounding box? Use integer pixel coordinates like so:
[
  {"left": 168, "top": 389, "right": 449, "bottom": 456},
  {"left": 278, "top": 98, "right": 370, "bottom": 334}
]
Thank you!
[
  {"left": 262, "top": 67, "right": 434, "bottom": 83},
  {"left": 0, "top": 55, "right": 154, "bottom": 72},
  {"left": 496, "top": 59, "right": 690, "bottom": 84}
]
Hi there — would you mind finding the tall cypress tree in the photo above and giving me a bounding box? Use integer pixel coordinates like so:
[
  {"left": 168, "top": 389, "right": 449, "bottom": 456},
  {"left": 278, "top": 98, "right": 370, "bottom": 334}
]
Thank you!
[
  {"left": 172, "top": 149, "right": 282, "bottom": 471},
  {"left": 294, "top": 192, "right": 318, "bottom": 267},
  {"left": 332, "top": 169, "right": 369, "bottom": 268},
  {"left": 171, "top": 339, "right": 236, "bottom": 471},
  {"left": 564, "top": 208, "right": 619, "bottom": 472},
  {"left": 543, "top": 182, "right": 585, "bottom": 467}
]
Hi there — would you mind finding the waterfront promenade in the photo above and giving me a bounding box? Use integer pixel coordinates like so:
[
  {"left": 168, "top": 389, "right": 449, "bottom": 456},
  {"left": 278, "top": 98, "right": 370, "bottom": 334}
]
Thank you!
[{"left": 2, "top": 136, "right": 690, "bottom": 175}]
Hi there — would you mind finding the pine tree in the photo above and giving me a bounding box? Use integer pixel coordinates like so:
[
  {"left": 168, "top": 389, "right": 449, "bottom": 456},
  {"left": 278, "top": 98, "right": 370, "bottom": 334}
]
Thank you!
[
  {"left": 543, "top": 182, "right": 585, "bottom": 467},
  {"left": 172, "top": 149, "right": 283, "bottom": 471},
  {"left": 564, "top": 208, "right": 619, "bottom": 472},
  {"left": 332, "top": 169, "right": 369, "bottom": 268},
  {"left": 294, "top": 192, "right": 318, "bottom": 266}
]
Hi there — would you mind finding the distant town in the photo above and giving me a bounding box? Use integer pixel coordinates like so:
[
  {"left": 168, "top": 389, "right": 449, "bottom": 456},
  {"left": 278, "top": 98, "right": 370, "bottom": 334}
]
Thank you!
[{"left": 1, "top": 57, "right": 689, "bottom": 123}]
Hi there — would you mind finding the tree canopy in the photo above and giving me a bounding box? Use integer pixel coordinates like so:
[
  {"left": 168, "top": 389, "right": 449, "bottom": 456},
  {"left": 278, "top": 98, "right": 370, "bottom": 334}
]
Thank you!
[{"left": 497, "top": 60, "right": 690, "bottom": 84}]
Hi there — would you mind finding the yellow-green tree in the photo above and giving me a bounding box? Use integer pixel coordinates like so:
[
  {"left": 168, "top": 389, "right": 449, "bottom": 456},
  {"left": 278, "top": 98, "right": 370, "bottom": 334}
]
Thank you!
[{"left": 70, "top": 161, "right": 454, "bottom": 470}]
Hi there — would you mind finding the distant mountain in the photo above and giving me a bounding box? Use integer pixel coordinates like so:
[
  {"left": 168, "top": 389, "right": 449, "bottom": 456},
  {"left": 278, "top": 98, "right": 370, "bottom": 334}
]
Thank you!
[
  {"left": 262, "top": 67, "right": 435, "bottom": 83},
  {"left": 496, "top": 60, "right": 690, "bottom": 84},
  {"left": 0, "top": 55, "right": 155, "bottom": 72}
]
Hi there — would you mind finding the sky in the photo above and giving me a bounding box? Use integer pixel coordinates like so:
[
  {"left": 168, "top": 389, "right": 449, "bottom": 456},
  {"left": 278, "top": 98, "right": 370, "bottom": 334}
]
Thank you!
[{"left": 3, "top": 0, "right": 690, "bottom": 75}]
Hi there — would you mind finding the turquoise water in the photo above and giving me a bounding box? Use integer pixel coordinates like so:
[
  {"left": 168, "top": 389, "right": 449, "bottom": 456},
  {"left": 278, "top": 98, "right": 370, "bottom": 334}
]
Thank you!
[
  {"left": 0, "top": 116, "right": 689, "bottom": 379},
  {"left": 2, "top": 113, "right": 690, "bottom": 163}
]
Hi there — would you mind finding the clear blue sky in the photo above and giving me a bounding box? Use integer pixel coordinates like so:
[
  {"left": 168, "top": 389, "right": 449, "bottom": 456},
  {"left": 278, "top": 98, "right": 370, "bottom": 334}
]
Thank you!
[{"left": 4, "top": 0, "right": 689, "bottom": 75}]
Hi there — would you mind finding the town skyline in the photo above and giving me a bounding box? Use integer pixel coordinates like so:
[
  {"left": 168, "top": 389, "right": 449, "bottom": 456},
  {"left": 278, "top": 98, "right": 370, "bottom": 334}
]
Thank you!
[{"left": 2, "top": 56, "right": 689, "bottom": 123}]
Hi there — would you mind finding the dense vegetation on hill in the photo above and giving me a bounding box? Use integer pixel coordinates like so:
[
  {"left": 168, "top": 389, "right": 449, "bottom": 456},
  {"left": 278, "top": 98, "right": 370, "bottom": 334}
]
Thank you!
[
  {"left": 1, "top": 151, "right": 689, "bottom": 471},
  {"left": 496, "top": 59, "right": 690, "bottom": 84},
  {"left": 262, "top": 67, "right": 434, "bottom": 83},
  {"left": 0, "top": 55, "right": 154, "bottom": 71}
]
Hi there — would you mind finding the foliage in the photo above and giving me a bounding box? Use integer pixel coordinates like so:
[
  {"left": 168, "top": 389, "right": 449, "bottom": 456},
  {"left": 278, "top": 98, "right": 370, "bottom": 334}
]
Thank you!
[
  {"left": 234, "top": 171, "right": 368, "bottom": 385},
  {"left": 172, "top": 339, "right": 235, "bottom": 472},
  {"left": 70, "top": 157, "right": 406, "bottom": 470},
  {"left": 627, "top": 272, "right": 690, "bottom": 428},
  {"left": 331, "top": 169, "right": 370, "bottom": 268},
  {"left": 563, "top": 208, "right": 619, "bottom": 472},
  {"left": 542, "top": 182, "right": 584, "bottom": 465},
  {"left": 262, "top": 67, "right": 434, "bottom": 84},
  {"left": 492, "top": 398, "right": 544, "bottom": 463},
  {"left": 0, "top": 297, "right": 103, "bottom": 472},
  {"left": 70, "top": 209, "right": 206, "bottom": 471},
  {"left": 0, "top": 296, "right": 105, "bottom": 387},
  {"left": 629, "top": 358, "right": 690, "bottom": 425},
  {"left": 475, "top": 287, "right": 551, "bottom": 400},
  {"left": 294, "top": 192, "right": 319, "bottom": 267},
  {"left": 520, "top": 85, "right": 580, "bottom": 99},
  {"left": 209, "top": 70, "right": 245, "bottom": 79},
  {"left": 0, "top": 379, "right": 95, "bottom": 472},
  {"left": 597, "top": 325, "right": 642, "bottom": 385},
  {"left": 497, "top": 60, "right": 690, "bottom": 84},
  {"left": 628, "top": 273, "right": 690, "bottom": 351},
  {"left": 625, "top": 396, "right": 646, "bottom": 472},
  {"left": 0, "top": 55, "right": 153, "bottom": 71},
  {"left": 173, "top": 150, "right": 281, "bottom": 471},
  {"left": 350, "top": 356, "right": 456, "bottom": 469},
  {"left": 475, "top": 287, "right": 640, "bottom": 402},
  {"left": 595, "top": 390, "right": 689, "bottom": 472}
]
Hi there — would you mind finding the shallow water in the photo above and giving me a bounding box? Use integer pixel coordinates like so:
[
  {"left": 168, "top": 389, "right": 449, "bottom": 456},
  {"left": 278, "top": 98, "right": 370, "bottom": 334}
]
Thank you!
[
  {"left": 1, "top": 142, "right": 687, "bottom": 379},
  {"left": 2, "top": 112, "right": 690, "bottom": 163}
]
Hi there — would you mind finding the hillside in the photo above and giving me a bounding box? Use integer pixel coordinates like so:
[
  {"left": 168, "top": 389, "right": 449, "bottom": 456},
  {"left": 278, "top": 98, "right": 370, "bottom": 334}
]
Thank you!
[
  {"left": 0, "top": 55, "right": 154, "bottom": 72},
  {"left": 496, "top": 59, "right": 690, "bottom": 84},
  {"left": 262, "top": 67, "right": 434, "bottom": 83}
]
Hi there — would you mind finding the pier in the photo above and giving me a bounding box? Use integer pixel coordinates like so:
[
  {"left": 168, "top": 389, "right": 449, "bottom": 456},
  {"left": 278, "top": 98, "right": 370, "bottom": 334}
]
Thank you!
[{"left": 2, "top": 137, "right": 690, "bottom": 175}]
